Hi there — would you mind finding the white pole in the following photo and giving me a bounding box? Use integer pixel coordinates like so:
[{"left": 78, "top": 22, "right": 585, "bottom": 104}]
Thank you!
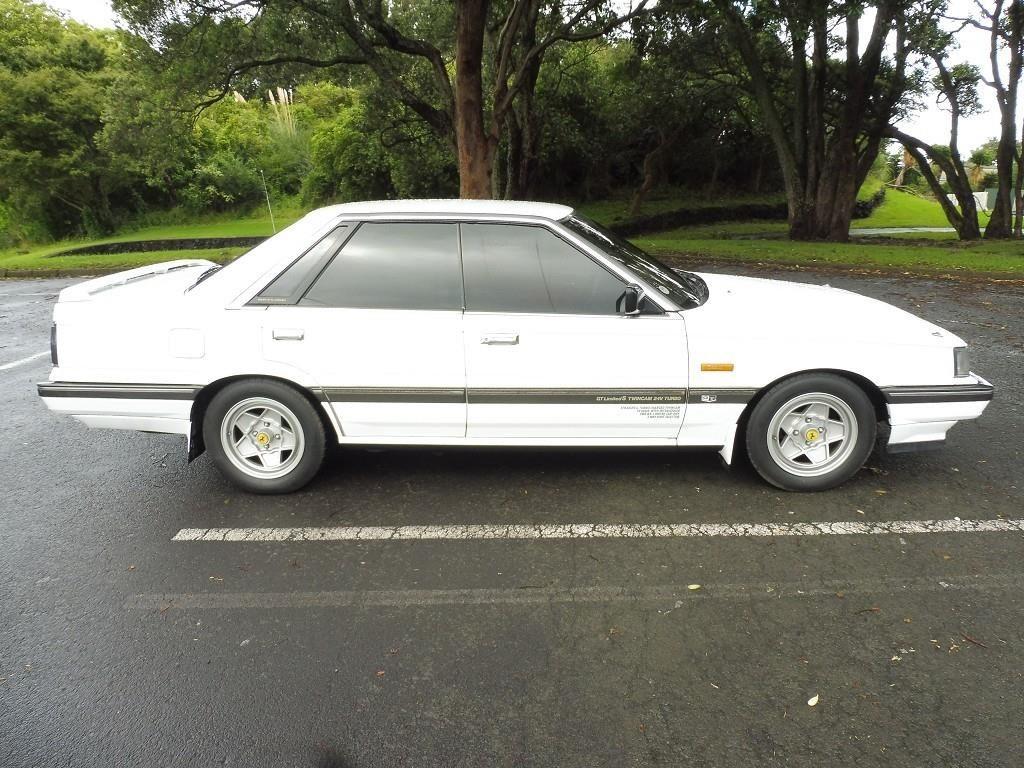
[{"left": 260, "top": 169, "right": 276, "bottom": 233}]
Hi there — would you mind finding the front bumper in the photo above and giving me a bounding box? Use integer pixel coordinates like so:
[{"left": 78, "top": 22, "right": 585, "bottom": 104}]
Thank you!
[{"left": 882, "top": 375, "right": 993, "bottom": 450}]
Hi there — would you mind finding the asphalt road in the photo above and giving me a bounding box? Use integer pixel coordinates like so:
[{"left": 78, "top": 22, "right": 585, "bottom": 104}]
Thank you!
[{"left": 1, "top": 270, "right": 1022, "bottom": 767}]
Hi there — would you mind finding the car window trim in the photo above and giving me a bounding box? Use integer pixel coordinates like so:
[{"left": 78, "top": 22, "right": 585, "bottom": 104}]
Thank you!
[{"left": 459, "top": 220, "right": 663, "bottom": 317}]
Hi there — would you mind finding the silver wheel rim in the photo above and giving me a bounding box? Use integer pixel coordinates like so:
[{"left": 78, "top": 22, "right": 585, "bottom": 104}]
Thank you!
[
  {"left": 220, "top": 397, "right": 305, "bottom": 480},
  {"left": 766, "top": 392, "right": 858, "bottom": 478}
]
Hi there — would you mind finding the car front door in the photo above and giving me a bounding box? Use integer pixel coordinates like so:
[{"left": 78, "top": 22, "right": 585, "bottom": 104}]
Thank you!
[
  {"left": 257, "top": 221, "right": 466, "bottom": 438},
  {"left": 460, "top": 222, "right": 688, "bottom": 441}
]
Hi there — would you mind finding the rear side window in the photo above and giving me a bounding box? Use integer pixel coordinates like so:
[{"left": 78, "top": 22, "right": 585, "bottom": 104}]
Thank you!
[
  {"left": 252, "top": 226, "right": 350, "bottom": 304},
  {"left": 300, "top": 222, "right": 462, "bottom": 310},
  {"left": 461, "top": 223, "right": 625, "bottom": 315}
]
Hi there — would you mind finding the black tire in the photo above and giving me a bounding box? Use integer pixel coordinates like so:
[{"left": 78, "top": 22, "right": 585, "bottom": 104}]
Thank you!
[
  {"left": 203, "top": 378, "right": 326, "bottom": 494},
  {"left": 745, "top": 373, "right": 876, "bottom": 492}
]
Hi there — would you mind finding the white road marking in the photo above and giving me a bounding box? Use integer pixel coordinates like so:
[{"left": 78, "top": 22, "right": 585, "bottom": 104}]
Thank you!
[
  {"left": 126, "top": 573, "right": 1024, "bottom": 611},
  {"left": 172, "top": 517, "right": 1024, "bottom": 543},
  {"left": 0, "top": 350, "right": 48, "bottom": 372}
]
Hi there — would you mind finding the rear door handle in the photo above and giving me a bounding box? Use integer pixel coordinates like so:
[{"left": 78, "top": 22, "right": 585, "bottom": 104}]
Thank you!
[
  {"left": 272, "top": 328, "right": 305, "bottom": 341},
  {"left": 480, "top": 332, "right": 519, "bottom": 345}
]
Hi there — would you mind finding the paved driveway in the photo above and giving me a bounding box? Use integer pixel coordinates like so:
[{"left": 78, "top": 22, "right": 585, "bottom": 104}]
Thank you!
[{"left": 1, "top": 271, "right": 1022, "bottom": 767}]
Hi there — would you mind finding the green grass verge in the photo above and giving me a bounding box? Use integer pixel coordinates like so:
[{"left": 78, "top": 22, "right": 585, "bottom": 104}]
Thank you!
[
  {"left": 640, "top": 233, "right": 1024, "bottom": 276},
  {"left": 851, "top": 189, "right": 983, "bottom": 229},
  {"left": 573, "top": 191, "right": 785, "bottom": 226},
  {"left": 0, "top": 247, "right": 248, "bottom": 274},
  {"left": 0, "top": 210, "right": 298, "bottom": 270}
]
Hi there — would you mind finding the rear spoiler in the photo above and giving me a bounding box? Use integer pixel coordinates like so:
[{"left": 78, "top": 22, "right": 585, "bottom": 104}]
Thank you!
[{"left": 58, "top": 259, "right": 217, "bottom": 302}]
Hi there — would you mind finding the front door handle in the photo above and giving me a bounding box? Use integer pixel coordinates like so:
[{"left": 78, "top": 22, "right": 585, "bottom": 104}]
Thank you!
[
  {"left": 480, "top": 332, "right": 519, "bottom": 345},
  {"left": 272, "top": 328, "right": 305, "bottom": 341}
]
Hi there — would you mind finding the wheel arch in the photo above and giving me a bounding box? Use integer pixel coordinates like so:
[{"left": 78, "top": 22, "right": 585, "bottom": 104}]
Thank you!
[
  {"left": 187, "top": 374, "right": 339, "bottom": 461},
  {"left": 730, "top": 368, "right": 887, "bottom": 463}
]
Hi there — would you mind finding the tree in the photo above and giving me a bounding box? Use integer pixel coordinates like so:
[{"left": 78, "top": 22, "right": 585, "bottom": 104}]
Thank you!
[
  {"left": 114, "top": 0, "right": 651, "bottom": 199},
  {"left": 0, "top": 1, "right": 127, "bottom": 236},
  {"left": 886, "top": 58, "right": 984, "bottom": 239},
  {"left": 701, "top": 0, "right": 935, "bottom": 241},
  {"left": 951, "top": 0, "right": 1024, "bottom": 238}
]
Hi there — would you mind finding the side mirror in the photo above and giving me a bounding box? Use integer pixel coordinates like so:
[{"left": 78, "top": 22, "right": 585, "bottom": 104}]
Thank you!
[{"left": 619, "top": 284, "right": 643, "bottom": 316}]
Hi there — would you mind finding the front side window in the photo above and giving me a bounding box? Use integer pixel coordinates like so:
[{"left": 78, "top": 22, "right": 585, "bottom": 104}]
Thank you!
[
  {"left": 252, "top": 226, "right": 350, "bottom": 305},
  {"left": 461, "top": 223, "right": 626, "bottom": 315},
  {"left": 300, "top": 222, "right": 462, "bottom": 310},
  {"left": 561, "top": 215, "right": 707, "bottom": 308}
]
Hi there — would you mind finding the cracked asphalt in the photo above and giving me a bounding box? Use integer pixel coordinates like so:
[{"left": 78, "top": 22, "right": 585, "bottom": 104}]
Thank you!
[{"left": 1, "top": 269, "right": 1022, "bottom": 767}]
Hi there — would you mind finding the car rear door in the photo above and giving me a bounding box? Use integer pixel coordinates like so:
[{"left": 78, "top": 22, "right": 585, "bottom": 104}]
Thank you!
[
  {"left": 257, "top": 221, "right": 466, "bottom": 438},
  {"left": 460, "top": 222, "right": 688, "bottom": 441}
]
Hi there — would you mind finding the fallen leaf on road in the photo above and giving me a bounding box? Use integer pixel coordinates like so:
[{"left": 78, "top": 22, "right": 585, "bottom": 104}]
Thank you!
[
  {"left": 807, "top": 694, "right": 819, "bottom": 706},
  {"left": 688, "top": 584, "right": 702, "bottom": 591}
]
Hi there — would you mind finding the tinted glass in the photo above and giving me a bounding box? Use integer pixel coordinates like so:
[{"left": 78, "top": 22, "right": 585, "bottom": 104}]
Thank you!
[
  {"left": 561, "top": 215, "right": 707, "bottom": 308},
  {"left": 461, "top": 223, "right": 625, "bottom": 314},
  {"left": 300, "top": 223, "right": 462, "bottom": 310},
  {"left": 254, "top": 226, "right": 350, "bottom": 304}
]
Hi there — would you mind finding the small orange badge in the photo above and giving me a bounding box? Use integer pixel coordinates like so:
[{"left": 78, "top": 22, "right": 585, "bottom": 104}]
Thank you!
[{"left": 700, "top": 363, "right": 735, "bottom": 372}]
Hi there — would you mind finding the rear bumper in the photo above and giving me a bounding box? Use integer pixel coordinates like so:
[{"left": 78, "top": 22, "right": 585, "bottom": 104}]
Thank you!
[{"left": 882, "top": 376, "right": 993, "bottom": 449}]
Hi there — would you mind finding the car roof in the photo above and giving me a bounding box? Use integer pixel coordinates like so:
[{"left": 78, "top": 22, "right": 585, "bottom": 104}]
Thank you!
[{"left": 316, "top": 199, "right": 574, "bottom": 221}]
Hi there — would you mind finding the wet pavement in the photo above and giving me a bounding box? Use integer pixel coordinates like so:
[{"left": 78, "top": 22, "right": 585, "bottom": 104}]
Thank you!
[{"left": 1, "top": 270, "right": 1022, "bottom": 767}]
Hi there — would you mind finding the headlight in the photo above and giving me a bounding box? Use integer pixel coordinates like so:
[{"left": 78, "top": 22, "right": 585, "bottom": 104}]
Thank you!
[
  {"left": 954, "top": 346, "right": 970, "bottom": 377},
  {"left": 50, "top": 323, "right": 58, "bottom": 366}
]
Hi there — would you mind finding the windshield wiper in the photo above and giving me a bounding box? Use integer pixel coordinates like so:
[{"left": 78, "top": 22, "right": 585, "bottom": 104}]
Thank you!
[{"left": 186, "top": 265, "right": 222, "bottom": 292}]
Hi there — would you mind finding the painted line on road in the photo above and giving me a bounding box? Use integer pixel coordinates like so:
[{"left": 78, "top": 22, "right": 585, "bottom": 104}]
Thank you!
[
  {"left": 126, "top": 573, "right": 1024, "bottom": 611},
  {"left": 0, "top": 350, "right": 48, "bottom": 372},
  {"left": 172, "top": 517, "right": 1024, "bottom": 543}
]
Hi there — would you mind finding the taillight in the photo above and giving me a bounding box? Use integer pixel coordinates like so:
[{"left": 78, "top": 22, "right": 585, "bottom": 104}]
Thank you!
[{"left": 50, "top": 323, "right": 58, "bottom": 366}]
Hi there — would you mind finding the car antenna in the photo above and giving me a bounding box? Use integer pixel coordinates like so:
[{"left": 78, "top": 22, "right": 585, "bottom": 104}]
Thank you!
[{"left": 260, "top": 169, "right": 277, "bottom": 233}]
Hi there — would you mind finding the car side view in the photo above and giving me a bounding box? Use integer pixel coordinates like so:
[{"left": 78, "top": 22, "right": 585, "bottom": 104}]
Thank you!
[{"left": 38, "top": 200, "right": 994, "bottom": 493}]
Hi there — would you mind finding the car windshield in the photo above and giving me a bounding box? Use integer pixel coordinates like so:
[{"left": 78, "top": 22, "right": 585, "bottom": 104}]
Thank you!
[{"left": 561, "top": 214, "right": 708, "bottom": 309}]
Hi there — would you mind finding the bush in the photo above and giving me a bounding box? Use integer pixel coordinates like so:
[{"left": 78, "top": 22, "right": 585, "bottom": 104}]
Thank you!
[{"left": 181, "top": 151, "right": 263, "bottom": 211}]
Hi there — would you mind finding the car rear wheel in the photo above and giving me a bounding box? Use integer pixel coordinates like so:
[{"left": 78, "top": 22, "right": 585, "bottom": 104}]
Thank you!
[
  {"left": 203, "top": 379, "right": 326, "bottom": 494},
  {"left": 745, "top": 373, "right": 876, "bottom": 491}
]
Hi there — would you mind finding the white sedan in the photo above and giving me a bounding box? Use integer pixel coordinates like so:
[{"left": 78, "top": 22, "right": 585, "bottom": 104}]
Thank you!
[{"left": 39, "top": 200, "right": 993, "bottom": 493}]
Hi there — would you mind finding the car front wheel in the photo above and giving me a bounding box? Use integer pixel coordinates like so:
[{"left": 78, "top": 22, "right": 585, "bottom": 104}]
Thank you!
[
  {"left": 203, "top": 379, "right": 326, "bottom": 494},
  {"left": 745, "top": 373, "right": 876, "bottom": 491}
]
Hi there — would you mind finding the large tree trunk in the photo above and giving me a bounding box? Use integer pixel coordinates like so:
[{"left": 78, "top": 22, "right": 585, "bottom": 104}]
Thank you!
[
  {"left": 984, "top": 0, "right": 1023, "bottom": 237},
  {"left": 1015, "top": 118, "right": 1024, "bottom": 236},
  {"left": 454, "top": 0, "right": 494, "bottom": 199},
  {"left": 986, "top": 106, "right": 1018, "bottom": 237},
  {"left": 514, "top": 92, "right": 540, "bottom": 199}
]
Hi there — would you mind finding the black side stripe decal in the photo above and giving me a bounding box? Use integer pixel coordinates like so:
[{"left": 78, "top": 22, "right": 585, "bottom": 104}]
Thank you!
[
  {"left": 881, "top": 384, "right": 994, "bottom": 404},
  {"left": 37, "top": 382, "right": 200, "bottom": 400},
  {"left": 317, "top": 387, "right": 758, "bottom": 405},
  {"left": 468, "top": 389, "right": 687, "bottom": 405},
  {"left": 320, "top": 387, "right": 466, "bottom": 404}
]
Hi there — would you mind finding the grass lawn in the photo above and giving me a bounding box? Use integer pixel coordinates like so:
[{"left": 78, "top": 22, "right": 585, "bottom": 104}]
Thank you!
[
  {"left": 851, "top": 188, "right": 986, "bottom": 229},
  {"left": 632, "top": 188, "right": 1024, "bottom": 278},
  {"left": 0, "top": 247, "right": 248, "bottom": 275},
  {"left": 574, "top": 191, "right": 784, "bottom": 226},
  {"left": 640, "top": 233, "right": 1024, "bottom": 276}
]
